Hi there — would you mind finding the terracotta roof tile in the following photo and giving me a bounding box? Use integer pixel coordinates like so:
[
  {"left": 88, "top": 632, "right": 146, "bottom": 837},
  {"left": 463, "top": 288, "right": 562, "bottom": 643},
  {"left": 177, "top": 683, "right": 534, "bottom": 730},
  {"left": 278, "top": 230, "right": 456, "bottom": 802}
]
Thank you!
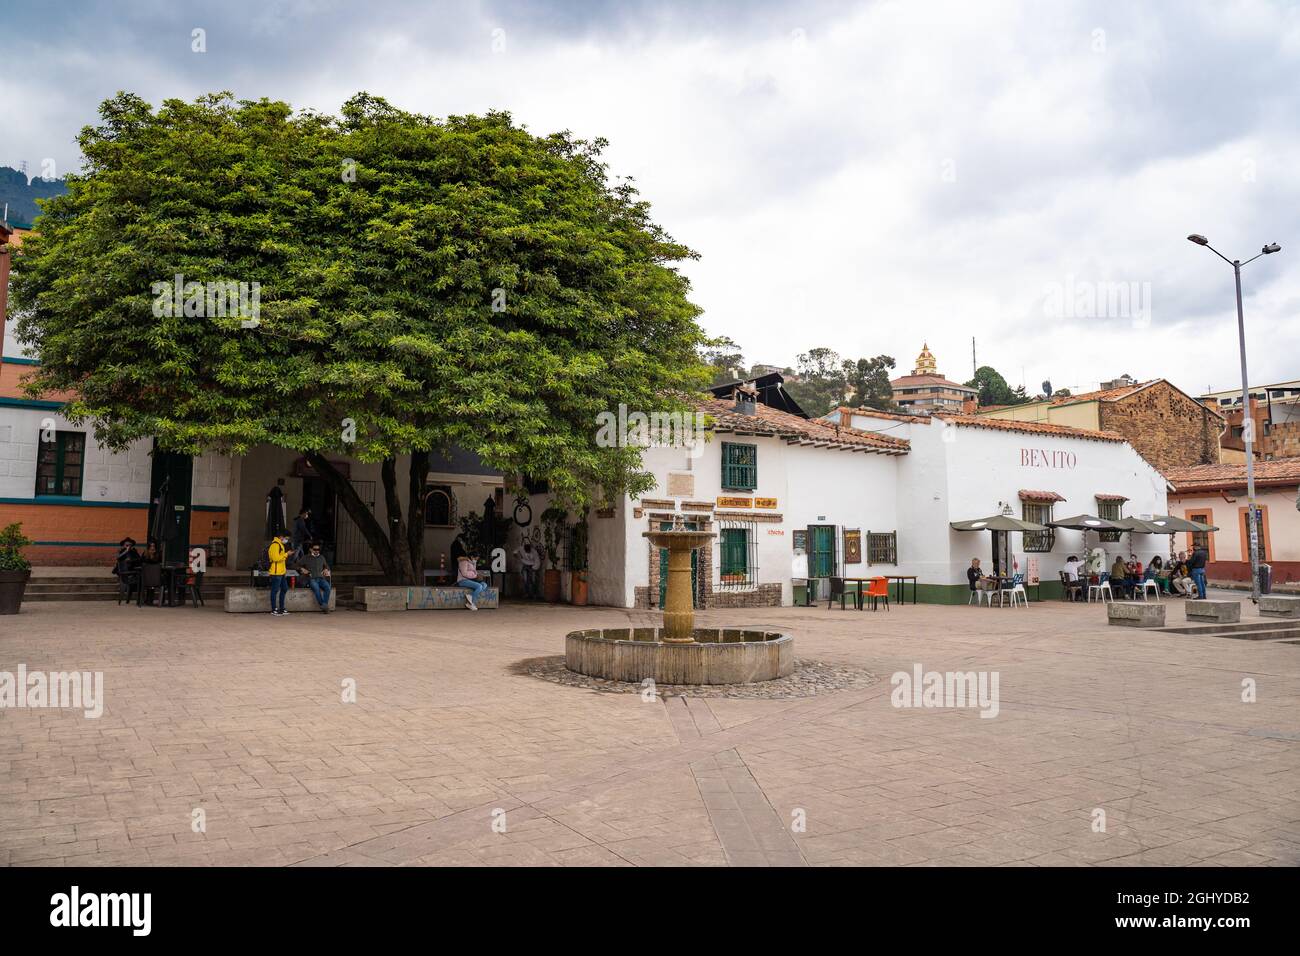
[
  {"left": 700, "top": 398, "right": 909, "bottom": 454},
  {"left": 1094, "top": 493, "right": 1130, "bottom": 502},
  {"left": 833, "top": 405, "right": 930, "bottom": 424},
  {"left": 931, "top": 412, "right": 1127, "bottom": 443},
  {"left": 1165, "top": 457, "right": 1300, "bottom": 491},
  {"left": 1050, "top": 382, "right": 1151, "bottom": 404},
  {"left": 1019, "top": 489, "right": 1065, "bottom": 502}
]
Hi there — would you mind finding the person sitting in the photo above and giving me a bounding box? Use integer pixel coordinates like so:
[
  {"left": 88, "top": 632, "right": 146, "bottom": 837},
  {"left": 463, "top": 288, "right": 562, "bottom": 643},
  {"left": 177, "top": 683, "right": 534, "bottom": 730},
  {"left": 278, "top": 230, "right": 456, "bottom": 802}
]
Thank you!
[
  {"left": 139, "top": 541, "right": 163, "bottom": 606},
  {"left": 1148, "top": 554, "right": 1167, "bottom": 591},
  {"left": 457, "top": 554, "right": 489, "bottom": 610},
  {"left": 296, "top": 541, "right": 333, "bottom": 613},
  {"left": 113, "top": 537, "right": 142, "bottom": 601},
  {"left": 1170, "top": 552, "right": 1195, "bottom": 596},
  {"left": 967, "top": 558, "right": 990, "bottom": 595},
  {"left": 1061, "top": 555, "right": 1085, "bottom": 601},
  {"left": 1110, "top": 555, "right": 1131, "bottom": 598}
]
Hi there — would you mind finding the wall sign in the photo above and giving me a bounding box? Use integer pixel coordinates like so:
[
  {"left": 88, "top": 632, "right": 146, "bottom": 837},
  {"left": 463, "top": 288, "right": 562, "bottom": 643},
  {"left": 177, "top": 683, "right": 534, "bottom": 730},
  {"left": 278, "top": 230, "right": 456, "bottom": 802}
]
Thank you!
[
  {"left": 792, "top": 530, "right": 808, "bottom": 553},
  {"left": 717, "top": 496, "right": 753, "bottom": 508},
  {"left": 844, "top": 529, "right": 862, "bottom": 564},
  {"left": 754, "top": 497, "right": 778, "bottom": 509},
  {"left": 1020, "top": 448, "right": 1077, "bottom": 469}
]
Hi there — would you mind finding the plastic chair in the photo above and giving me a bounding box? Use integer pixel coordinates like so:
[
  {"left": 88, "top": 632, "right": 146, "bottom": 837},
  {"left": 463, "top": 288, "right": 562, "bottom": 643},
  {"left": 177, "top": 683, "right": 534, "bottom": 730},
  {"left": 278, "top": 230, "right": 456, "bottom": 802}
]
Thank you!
[
  {"left": 865, "top": 577, "right": 890, "bottom": 611},
  {"left": 1135, "top": 579, "right": 1161, "bottom": 601},
  {"left": 999, "top": 573, "right": 1027, "bottom": 607},
  {"left": 826, "top": 577, "right": 860, "bottom": 610},
  {"left": 1087, "top": 573, "right": 1113, "bottom": 603}
]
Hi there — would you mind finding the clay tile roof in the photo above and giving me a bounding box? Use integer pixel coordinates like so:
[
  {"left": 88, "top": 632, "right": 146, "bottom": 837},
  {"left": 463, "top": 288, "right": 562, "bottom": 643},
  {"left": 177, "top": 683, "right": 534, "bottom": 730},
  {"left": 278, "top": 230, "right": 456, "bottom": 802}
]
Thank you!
[
  {"left": 1050, "top": 381, "right": 1152, "bottom": 404},
  {"left": 833, "top": 405, "right": 930, "bottom": 424},
  {"left": 700, "top": 397, "right": 909, "bottom": 455},
  {"left": 1019, "top": 489, "right": 1065, "bottom": 502},
  {"left": 931, "top": 412, "right": 1127, "bottom": 443},
  {"left": 890, "top": 374, "right": 976, "bottom": 390},
  {"left": 1165, "top": 457, "right": 1300, "bottom": 492},
  {"left": 1094, "top": 493, "right": 1130, "bottom": 502}
]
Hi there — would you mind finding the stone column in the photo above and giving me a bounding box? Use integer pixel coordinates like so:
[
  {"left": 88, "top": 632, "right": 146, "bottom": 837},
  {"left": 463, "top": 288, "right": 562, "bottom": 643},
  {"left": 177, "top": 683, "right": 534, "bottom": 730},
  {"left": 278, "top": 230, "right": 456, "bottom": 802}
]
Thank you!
[{"left": 661, "top": 544, "right": 695, "bottom": 642}]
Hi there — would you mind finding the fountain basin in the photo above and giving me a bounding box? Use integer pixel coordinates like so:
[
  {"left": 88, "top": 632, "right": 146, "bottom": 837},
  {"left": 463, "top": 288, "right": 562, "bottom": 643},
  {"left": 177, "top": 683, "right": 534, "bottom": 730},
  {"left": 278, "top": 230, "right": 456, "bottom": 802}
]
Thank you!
[{"left": 565, "top": 627, "right": 793, "bottom": 685}]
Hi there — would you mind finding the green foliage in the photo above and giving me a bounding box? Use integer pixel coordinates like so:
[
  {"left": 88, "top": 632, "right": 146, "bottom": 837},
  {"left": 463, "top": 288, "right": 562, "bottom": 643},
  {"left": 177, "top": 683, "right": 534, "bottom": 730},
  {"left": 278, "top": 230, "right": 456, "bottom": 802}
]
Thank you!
[
  {"left": 11, "top": 91, "right": 712, "bottom": 513},
  {"left": 700, "top": 335, "right": 746, "bottom": 386},
  {"left": 540, "top": 504, "right": 567, "bottom": 570},
  {"left": 0, "top": 523, "right": 33, "bottom": 572},
  {"left": 783, "top": 347, "right": 846, "bottom": 416},
  {"left": 842, "top": 354, "right": 898, "bottom": 411},
  {"left": 965, "top": 365, "right": 1031, "bottom": 407},
  {"left": 0, "top": 166, "right": 68, "bottom": 227}
]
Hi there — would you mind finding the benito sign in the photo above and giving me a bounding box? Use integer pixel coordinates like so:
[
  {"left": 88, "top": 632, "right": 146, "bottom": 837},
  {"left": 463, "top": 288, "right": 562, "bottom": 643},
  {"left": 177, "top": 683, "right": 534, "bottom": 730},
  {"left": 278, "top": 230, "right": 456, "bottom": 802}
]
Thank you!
[{"left": 1019, "top": 448, "right": 1077, "bottom": 469}]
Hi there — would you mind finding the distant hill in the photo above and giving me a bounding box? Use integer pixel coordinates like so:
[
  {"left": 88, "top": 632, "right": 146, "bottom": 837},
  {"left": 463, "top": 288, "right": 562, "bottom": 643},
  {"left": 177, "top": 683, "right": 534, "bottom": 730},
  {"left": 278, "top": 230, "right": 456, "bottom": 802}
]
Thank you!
[{"left": 0, "top": 166, "right": 69, "bottom": 228}]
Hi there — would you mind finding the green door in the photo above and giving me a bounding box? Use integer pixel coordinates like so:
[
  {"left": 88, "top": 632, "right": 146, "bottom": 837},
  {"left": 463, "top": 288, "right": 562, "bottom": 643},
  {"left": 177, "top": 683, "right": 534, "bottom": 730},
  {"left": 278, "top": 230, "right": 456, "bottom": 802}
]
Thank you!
[
  {"left": 809, "top": 525, "right": 836, "bottom": 578},
  {"left": 658, "top": 520, "right": 698, "bottom": 608},
  {"left": 149, "top": 447, "right": 193, "bottom": 566}
]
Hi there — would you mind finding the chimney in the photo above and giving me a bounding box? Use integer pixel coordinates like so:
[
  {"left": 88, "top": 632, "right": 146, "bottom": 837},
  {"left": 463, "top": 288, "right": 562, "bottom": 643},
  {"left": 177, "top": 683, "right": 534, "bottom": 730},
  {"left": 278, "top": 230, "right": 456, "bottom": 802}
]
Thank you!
[{"left": 734, "top": 383, "right": 758, "bottom": 416}]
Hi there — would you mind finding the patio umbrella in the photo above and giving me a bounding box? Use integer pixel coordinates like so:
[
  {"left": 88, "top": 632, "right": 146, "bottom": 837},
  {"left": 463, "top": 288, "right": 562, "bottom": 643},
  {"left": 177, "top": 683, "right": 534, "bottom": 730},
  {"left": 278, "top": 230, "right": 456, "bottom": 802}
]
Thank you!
[
  {"left": 1149, "top": 515, "right": 1218, "bottom": 532},
  {"left": 151, "top": 476, "right": 177, "bottom": 546},
  {"left": 1046, "top": 514, "right": 1121, "bottom": 532},
  {"left": 949, "top": 515, "right": 1048, "bottom": 532},
  {"left": 1111, "top": 516, "right": 1164, "bottom": 534}
]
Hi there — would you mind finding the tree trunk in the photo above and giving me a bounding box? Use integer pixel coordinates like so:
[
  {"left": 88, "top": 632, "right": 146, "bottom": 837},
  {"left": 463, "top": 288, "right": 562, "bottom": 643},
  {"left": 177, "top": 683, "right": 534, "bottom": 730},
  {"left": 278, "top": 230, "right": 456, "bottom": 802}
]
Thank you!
[
  {"left": 380, "top": 457, "right": 416, "bottom": 584},
  {"left": 407, "top": 451, "right": 430, "bottom": 582},
  {"left": 304, "top": 451, "right": 401, "bottom": 581}
]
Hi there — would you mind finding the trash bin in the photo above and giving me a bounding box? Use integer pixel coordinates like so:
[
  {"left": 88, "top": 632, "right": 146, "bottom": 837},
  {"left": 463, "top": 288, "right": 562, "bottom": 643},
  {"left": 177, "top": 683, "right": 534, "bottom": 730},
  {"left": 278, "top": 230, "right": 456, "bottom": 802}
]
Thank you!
[{"left": 1258, "top": 562, "right": 1272, "bottom": 595}]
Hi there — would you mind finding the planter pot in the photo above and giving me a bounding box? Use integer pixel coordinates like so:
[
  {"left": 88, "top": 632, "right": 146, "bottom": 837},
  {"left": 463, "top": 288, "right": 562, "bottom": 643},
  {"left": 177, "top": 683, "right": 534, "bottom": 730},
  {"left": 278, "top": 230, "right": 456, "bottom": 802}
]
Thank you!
[
  {"left": 0, "top": 568, "right": 31, "bottom": 615},
  {"left": 571, "top": 571, "right": 589, "bottom": 606},
  {"left": 543, "top": 569, "right": 562, "bottom": 603}
]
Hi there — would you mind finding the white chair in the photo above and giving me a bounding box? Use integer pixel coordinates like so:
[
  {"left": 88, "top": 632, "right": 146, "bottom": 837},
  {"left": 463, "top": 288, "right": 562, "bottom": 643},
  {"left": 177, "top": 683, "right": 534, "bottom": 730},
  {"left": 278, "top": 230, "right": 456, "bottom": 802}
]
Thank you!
[
  {"left": 998, "top": 574, "right": 1026, "bottom": 608},
  {"left": 969, "top": 588, "right": 993, "bottom": 607},
  {"left": 1136, "top": 579, "right": 1161, "bottom": 601},
  {"left": 1087, "top": 575, "right": 1113, "bottom": 603}
]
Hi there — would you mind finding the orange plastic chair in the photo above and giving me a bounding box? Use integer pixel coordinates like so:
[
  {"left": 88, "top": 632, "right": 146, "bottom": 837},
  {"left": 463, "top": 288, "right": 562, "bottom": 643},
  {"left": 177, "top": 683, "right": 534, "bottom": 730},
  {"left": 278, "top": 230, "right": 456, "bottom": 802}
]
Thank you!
[{"left": 865, "top": 576, "right": 890, "bottom": 611}]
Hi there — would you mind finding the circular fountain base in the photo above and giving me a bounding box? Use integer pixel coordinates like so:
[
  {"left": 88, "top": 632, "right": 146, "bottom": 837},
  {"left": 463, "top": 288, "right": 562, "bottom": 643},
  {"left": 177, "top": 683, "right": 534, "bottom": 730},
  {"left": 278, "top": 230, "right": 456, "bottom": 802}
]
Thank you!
[{"left": 565, "top": 627, "right": 793, "bottom": 685}]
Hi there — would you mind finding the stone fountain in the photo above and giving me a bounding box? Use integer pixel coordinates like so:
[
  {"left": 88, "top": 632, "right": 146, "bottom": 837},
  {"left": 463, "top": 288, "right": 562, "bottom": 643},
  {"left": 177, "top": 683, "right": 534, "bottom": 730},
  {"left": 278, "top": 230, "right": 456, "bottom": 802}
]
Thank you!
[{"left": 564, "top": 515, "right": 793, "bottom": 685}]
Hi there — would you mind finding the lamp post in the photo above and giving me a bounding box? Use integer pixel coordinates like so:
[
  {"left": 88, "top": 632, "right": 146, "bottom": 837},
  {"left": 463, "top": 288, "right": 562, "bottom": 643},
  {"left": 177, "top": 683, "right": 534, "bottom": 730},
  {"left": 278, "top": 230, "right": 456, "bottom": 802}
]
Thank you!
[{"left": 1186, "top": 235, "right": 1281, "bottom": 602}]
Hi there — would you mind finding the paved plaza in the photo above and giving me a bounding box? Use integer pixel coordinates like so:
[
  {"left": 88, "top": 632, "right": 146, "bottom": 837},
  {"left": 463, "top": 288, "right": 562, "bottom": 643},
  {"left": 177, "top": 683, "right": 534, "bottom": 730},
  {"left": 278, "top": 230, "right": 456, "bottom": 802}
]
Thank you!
[{"left": 2, "top": 595, "right": 1298, "bottom": 867}]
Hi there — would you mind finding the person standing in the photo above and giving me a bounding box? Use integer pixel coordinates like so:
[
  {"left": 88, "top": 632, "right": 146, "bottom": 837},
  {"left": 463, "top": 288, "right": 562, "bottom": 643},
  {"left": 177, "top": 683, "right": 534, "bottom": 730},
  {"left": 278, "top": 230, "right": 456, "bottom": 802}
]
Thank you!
[
  {"left": 456, "top": 553, "right": 488, "bottom": 610},
  {"left": 514, "top": 540, "right": 542, "bottom": 599},
  {"left": 1189, "top": 544, "right": 1209, "bottom": 599},
  {"left": 268, "top": 534, "right": 290, "bottom": 615},
  {"left": 297, "top": 541, "right": 333, "bottom": 613},
  {"left": 291, "top": 508, "right": 313, "bottom": 561}
]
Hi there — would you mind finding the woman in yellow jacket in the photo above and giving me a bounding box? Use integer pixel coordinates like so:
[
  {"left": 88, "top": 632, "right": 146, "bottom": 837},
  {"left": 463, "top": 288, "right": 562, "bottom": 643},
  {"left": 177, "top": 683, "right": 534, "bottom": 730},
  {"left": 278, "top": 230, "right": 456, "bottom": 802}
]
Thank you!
[{"left": 268, "top": 534, "right": 290, "bottom": 615}]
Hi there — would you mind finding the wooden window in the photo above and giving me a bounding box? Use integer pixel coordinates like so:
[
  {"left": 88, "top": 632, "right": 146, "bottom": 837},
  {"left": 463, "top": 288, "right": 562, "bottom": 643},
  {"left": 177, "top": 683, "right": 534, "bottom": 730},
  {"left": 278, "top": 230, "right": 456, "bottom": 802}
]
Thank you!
[
  {"left": 1022, "top": 502, "right": 1055, "bottom": 552},
  {"left": 718, "top": 522, "right": 756, "bottom": 589},
  {"left": 423, "top": 485, "right": 455, "bottom": 526},
  {"left": 35, "top": 431, "right": 85, "bottom": 497},
  {"left": 866, "top": 531, "right": 897, "bottom": 565},
  {"left": 1097, "top": 500, "right": 1122, "bottom": 542},
  {"left": 721, "top": 442, "right": 757, "bottom": 491}
]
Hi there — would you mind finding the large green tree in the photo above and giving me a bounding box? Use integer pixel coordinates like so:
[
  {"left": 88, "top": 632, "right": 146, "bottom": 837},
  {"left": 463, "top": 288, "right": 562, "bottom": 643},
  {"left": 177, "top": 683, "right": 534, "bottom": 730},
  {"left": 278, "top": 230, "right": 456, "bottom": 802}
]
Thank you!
[
  {"left": 783, "top": 347, "right": 847, "bottom": 416},
  {"left": 965, "top": 365, "right": 1030, "bottom": 407},
  {"left": 842, "top": 354, "right": 897, "bottom": 411},
  {"left": 11, "top": 91, "right": 710, "bottom": 582},
  {"left": 699, "top": 334, "right": 746, "bottom": 386}
]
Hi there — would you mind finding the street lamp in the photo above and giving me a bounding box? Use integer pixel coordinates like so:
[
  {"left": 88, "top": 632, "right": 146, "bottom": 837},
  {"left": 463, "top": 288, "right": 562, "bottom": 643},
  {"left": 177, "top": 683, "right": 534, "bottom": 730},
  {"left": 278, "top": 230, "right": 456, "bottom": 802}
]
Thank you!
[{"left": 1186, "top": 234, "right": 1282, "bottom": 602}]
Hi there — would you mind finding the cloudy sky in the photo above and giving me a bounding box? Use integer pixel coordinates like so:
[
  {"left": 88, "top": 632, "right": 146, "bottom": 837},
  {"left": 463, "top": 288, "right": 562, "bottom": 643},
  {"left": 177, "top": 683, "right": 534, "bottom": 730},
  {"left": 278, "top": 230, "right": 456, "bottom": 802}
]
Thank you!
[{"left": 6, "top": 0, "right": 1300, "bottom": 396}]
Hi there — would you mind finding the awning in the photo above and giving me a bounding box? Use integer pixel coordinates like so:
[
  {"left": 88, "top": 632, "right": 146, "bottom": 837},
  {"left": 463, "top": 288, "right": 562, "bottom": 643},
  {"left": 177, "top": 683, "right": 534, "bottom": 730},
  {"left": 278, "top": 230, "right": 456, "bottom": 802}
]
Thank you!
[
  {"left": 1047, "top": 514, "right": 1121, "bottom": 531},
  {"left": 951, "top": 514, "right": 1049, "bottom": 532},
  {"left": 1094, "top": 493, "right": 1129, "bottom": 502},
  {"left": 1019, "top": 489, "right": 1065, "bottom": 502}
]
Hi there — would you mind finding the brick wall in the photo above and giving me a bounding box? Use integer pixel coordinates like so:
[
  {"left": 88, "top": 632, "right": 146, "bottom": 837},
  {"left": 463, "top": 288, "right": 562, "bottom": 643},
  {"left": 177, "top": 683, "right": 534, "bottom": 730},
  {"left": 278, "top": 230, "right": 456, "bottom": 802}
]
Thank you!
[{"left": 1099, "top": 381, "right": 1222, "bottom": 471}]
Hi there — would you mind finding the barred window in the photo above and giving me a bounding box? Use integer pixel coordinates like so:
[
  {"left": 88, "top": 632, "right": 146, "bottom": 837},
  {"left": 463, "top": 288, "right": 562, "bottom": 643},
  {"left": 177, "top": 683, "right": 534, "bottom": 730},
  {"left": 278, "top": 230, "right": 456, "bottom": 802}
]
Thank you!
[
  {"left": 1097, "top": 500, "right": 1122, "bottom": 542},
  {"left": 866, "top": 531, "right": 897, "bottom": 565},
  {"left": 1022, "top": 502, "right": 1056, "bottom": 552},
  {"left": 718, "top": 520, "right": 757, "bottom": 590},
  {"left": 721, "top": 442, "right": 757, "bottom": 491}
]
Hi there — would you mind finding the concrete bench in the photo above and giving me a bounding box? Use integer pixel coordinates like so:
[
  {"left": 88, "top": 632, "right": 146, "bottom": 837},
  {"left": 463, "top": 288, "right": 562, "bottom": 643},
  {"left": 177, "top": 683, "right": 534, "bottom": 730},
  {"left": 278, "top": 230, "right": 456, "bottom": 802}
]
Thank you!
[
  {"left": 354, "top": 585, "right": 498, "bottom": 611},
  {"left": 224, "top": 585, "right": 335, "bottom": 613},
  {"left": 1107, "top": 601, "right": 1165, "bottom": 627},
  {"left": 1258, "top": 595, "right": 1300, "bottom": 619},
  {"left": 1185, "top": 599, "right": 1241, "bottom": 624}
]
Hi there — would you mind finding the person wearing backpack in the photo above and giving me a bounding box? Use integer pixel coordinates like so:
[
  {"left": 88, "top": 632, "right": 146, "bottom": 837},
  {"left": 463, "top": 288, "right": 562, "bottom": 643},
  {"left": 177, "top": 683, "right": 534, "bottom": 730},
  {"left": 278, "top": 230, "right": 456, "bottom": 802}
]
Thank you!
[{"left": 268, "top": 534, "right": 290, "bottom": 615}]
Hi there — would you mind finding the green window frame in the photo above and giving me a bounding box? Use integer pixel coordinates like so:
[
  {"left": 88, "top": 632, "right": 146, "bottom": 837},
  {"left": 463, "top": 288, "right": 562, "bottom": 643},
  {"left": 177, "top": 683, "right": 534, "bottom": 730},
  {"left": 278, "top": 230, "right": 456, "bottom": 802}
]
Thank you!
[
  {"left": 721, "top": 442, "right": 757, "bottom": 491},
  {"left": 1096, "top": 499, "right": 1122, "bottom": 542},
  {"left": 720, "top": 528, "right": 748, "bottom": 576},
  {"left": 35, "top": 430, "right": 85, "bottom": 497}
]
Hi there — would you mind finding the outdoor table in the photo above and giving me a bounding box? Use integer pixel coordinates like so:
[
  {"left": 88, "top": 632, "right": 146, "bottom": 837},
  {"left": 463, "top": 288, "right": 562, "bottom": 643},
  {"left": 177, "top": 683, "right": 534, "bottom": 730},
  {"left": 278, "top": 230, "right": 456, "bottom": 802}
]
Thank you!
[{"left": 884, "top": 575, "right": 918, "bottom": 605}]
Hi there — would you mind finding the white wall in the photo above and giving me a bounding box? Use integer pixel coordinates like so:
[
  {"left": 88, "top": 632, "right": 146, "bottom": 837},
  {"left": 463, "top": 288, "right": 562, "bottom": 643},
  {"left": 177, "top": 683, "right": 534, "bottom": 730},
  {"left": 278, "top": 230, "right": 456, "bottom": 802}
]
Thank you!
[{"left": 0, "top": 406, "right": 152, "bottom": 502}]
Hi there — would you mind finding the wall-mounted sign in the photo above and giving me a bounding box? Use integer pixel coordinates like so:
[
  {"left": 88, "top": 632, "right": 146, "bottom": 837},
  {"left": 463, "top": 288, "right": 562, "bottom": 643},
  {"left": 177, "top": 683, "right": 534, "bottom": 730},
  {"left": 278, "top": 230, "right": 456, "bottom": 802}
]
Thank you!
[
  {"left": 1027, "top": 556, "right": 1040, "bottom": 585},
  {"left": 717, "top": 496, "right": 753, "bottom": 508},
  {"left": 792, "top": 530, "right": 808, "bottom": 553},
  {"left": 754, "top": 497, "right": 778, "bottom": 509},
  {"left": 844, "top": 529, "right": 862, "bottom": 564},
  {"left": 1019, "top": 448, "right": 1077, "bottom": 470}
]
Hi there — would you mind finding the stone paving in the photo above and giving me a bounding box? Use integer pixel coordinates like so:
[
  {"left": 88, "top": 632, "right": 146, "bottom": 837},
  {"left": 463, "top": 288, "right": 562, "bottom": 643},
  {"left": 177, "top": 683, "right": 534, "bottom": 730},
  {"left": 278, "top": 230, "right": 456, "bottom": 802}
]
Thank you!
[{"left": 1, "top": 593, "right": 1298, "bottom": 867}]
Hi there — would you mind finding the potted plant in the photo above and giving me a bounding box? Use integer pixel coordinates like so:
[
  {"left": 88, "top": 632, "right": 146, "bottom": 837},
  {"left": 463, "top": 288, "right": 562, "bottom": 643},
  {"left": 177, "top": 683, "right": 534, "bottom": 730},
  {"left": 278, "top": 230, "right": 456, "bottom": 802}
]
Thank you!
[
  {"left": 570, "top": 509, "right": 590, "bottom": 606},
  {"left": 540, "top": 505, "right": 567, "bottom": 602},
  {"left": 0, "top": 522, "right": 33, "bottom": 615}
]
